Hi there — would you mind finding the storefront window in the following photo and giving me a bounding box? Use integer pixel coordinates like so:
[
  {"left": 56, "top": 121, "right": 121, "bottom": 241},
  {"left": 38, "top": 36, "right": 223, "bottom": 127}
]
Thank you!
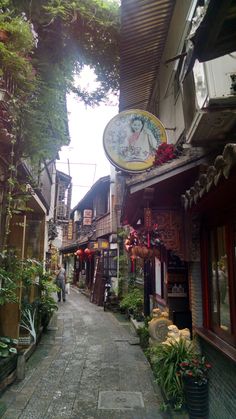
[
  {"left": 102, "top": 249, "right": 117, "bottom": 277},
  {"left": 209, "top": 227, "right": 231, "bottom": 334},
  {"left": 206, "top": 219, "right": 236, "bottom": 346},
  {"left": 155, "top": 257, "right": 163, "bottom": 297}
]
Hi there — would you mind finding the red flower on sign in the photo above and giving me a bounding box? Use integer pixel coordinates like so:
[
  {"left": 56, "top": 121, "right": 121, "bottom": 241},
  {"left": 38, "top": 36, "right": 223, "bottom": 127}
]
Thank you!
[{"left": 154, "top": 143, "right": 180, "bottom": 166}]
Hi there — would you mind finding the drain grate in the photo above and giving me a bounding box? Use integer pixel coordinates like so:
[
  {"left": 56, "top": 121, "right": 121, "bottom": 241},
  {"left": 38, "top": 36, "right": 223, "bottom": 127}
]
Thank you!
[{"left": 98, "top": 391, "right": 144, "bottom": 410}]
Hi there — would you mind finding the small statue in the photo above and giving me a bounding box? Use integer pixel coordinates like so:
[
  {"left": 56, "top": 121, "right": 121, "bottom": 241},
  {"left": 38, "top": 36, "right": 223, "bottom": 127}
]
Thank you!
[
  {"left": 163, "top": 324, "right": 191, "bottom": 345},
  {"left": 148, "top": 308, "right": 172, "bottom": 346}
]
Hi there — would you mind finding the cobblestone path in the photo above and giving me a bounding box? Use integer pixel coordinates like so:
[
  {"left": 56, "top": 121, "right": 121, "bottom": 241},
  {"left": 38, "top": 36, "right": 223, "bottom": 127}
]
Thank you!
[{"left": 0, "top": 287, "right": 165, "bottom": 418}]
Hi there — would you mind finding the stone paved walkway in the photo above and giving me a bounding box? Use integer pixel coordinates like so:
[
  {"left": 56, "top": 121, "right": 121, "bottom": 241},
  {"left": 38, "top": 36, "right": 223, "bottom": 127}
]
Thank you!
[{"left": 0, "top": 287, "right": 166, "bottom": 418}]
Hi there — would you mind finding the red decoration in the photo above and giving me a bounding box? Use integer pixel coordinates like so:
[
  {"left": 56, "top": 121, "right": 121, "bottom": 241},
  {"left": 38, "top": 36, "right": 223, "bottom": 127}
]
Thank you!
[
  {"left": 124, "top": 230, "right": 139, "bottom": 253},
  {"left": 76, "top": 249, "right": 84, "bottom": 258},
  {"left": 124, "top": 225, "right": 162, "bottom": 260},
  {"left": 153, "top": 143, "right": 179, "bottom": 166},
  {"left": 84, "top": 248, "right": 94, "bottom": 259},
  {"left": 144, "top": 208, "right": 152, "bottom": 230}
]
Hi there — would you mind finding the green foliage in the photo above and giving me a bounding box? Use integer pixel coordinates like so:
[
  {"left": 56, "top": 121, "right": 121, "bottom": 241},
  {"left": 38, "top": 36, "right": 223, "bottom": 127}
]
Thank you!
[
  {"left": 148, "top": 338, "right": 196, "bottom": 408},
  {"left": 0, "top": 336, "right": 18, "bottom": 358},
  {"left": 0, "top": 7, "right": 36, "bottom": 93},
  {"left": 120, "top": 287, "right": 144, "bottom": 319},
  {"left": 144, "top": 315, "right": 152, "bottom": 328},
  {"left": 14, "top": 81, "right": 70, "bottom": 159},
  {"left": 0, "top": 273, "right": 18, "bottom": 305},
  {"left": 20, "top": 265, "right": 58, "bottom": 332},
  {"left": 78, "top": 279, "right": 85, "bottom": 289},
  {"left": 1, "top": 0, "right": 120, "bottom": 162},
  {"left": 0, "top": 253, "right": 57, "bottom": 335},
  {"left": 41, "top": 0, "right": 120, "bottom": 96},
  {"left": 38, "top": 272, "right": 58, "bottom": 328},
  {"left": 21, "top": 258, "right": 42, "bottom": 288},
  {"left": 0, "top": 251, "right": 20, "bottom": 305},
  {"left": 137, "top": 325, "right": 149, "bottom": 350}
]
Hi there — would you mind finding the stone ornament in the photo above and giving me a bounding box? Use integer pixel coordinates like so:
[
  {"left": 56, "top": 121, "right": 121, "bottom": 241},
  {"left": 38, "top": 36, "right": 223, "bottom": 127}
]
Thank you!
[
  {"left": 148, "top": 308, "right": 172, "bottom": 346},
  {"left": 162, "top": 324, "right": 191, "bottom": 345}
]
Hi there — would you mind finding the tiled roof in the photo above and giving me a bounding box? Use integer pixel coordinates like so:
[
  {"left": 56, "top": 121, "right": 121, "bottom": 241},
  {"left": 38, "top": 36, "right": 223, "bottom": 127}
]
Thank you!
[
  {"left": 125, "top": 147, "right": 206, "bottom": 193},
  {"left": 182, "top": 144, "right": 236, "bottom": 210}
]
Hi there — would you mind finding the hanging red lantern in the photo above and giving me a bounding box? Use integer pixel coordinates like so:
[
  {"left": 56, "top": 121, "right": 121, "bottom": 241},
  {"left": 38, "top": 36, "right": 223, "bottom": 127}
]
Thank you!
[
  {"left": 84, "top": 248, "right": 91, "bottom": 257},
  {"left": 76, "top": 249, "right": 84, "bottom": 258},
  {"left": 84, "top": 248, "right": 94, "bottom": 259}
]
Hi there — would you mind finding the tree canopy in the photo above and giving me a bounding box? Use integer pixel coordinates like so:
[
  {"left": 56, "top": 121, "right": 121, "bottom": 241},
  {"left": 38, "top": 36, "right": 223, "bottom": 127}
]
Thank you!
[{"left": 0, "top": 0, "right": 120, "bottom": 159}]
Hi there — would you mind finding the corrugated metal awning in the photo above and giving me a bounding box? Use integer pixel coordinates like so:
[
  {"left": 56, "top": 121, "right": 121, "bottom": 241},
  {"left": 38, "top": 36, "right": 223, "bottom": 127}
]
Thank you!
[{"left": 119, "top": 0, "right": 175, "bottom": 112}]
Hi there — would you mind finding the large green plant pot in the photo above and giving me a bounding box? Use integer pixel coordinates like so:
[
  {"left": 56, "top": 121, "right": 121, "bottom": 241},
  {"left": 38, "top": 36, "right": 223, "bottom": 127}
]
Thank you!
[
  {"left": 183, "top": 378, "right": 209, "bottom": 418},
  {"left": 0, "top": 354, "right": 18, "bottom": 383}
]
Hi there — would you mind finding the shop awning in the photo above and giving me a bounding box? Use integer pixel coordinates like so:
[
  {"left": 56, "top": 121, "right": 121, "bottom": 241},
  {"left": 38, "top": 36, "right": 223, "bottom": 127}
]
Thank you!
[
  {"left": 121, "top": 149, "right": 207, "bottom": 226},
  {"left": 119, "top": 0, "right": 175, "bottom": 112}
]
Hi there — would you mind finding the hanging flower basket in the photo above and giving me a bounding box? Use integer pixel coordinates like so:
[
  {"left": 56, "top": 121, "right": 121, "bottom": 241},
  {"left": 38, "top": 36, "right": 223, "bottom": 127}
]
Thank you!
[
  {"left": 131, "top": 245, "right": 154, "bottom": 259},
  {"left": 125, "top": 226, "right": 162, "bottom": 260}
]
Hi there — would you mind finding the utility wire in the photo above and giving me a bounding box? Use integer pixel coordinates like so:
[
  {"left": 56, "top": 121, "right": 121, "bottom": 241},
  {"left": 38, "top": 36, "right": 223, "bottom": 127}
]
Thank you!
[{"left": 56, "top": 162, "right": 96, "bottom": 165}]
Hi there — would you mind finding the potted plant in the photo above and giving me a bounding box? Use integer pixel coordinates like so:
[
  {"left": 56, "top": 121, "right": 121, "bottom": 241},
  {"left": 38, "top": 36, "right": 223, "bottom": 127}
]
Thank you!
[
  {"left": 178, "top": 355, "right": 212, "bottom": 418},
  {"left": 119, "top": 287, "right": 144, "bottom": 321},
  {"left": 0, "top": 336, "right": 18, "bottom": 385},
  {"left": 147, "top": 338, "right": 196, "bottom": 411},
  {"left": 33, "top": 268, "right": 58, "bottom": 331}
]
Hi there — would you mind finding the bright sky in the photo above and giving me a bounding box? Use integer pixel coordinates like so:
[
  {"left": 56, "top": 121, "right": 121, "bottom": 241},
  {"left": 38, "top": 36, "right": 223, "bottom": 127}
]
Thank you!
[{"left": 56, "top": 67, "right": 118, "bottom": 208}]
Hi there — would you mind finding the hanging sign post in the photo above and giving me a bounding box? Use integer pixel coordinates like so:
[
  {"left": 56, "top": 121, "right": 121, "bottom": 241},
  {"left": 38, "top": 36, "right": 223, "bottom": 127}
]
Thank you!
[{"left": 103, "top": 109, "right": 167, "bottom": 173}]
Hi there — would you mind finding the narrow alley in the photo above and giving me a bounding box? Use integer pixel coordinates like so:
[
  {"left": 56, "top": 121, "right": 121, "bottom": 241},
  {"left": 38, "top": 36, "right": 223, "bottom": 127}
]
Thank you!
[{"left": 0, "top": 288, "right": 165, "bottom": 419}]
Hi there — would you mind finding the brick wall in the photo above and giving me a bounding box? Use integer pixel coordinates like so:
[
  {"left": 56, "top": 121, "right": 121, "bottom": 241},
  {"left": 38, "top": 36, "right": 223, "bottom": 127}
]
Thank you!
[
  {"left": 200, "top": 338, "right": 236, "bottom": 419},
  {"left": 189, "top": 250, "right": 236, "bottom": 418},
  {"left": 190, "top": 261, "right": 203, "bottom": 327}
]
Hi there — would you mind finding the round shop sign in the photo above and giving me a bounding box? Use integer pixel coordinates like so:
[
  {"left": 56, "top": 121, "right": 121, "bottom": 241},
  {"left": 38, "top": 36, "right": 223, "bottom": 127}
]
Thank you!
[{"left": 103, "top": 109, "right": 167, "bottom": 173}]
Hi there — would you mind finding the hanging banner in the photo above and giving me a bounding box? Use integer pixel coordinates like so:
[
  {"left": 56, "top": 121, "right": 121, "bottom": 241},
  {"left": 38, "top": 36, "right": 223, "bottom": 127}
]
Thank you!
[
  {"left": 103, "top": 109, "right": 167, "bottom": 173},
  {"left": 144, "top": 208, "right": 152, "bottom": 231},
  {"left": 83, "top": 209, "right": 92, "bottom": 226},
  {"left": 67, "top": 220, "right": 73, "bottom": 240}
]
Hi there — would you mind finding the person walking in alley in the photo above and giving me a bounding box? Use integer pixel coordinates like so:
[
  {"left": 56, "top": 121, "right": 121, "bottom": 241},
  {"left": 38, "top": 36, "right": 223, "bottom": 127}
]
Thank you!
[{"left": 55, "top": 264, "right": 66, "bottom": 302}]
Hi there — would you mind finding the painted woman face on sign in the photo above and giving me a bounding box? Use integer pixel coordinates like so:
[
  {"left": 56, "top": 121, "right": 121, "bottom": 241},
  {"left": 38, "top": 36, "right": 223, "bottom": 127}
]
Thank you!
[{"left": 103, "top": 109, "right": 167, "bottom": 173}]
